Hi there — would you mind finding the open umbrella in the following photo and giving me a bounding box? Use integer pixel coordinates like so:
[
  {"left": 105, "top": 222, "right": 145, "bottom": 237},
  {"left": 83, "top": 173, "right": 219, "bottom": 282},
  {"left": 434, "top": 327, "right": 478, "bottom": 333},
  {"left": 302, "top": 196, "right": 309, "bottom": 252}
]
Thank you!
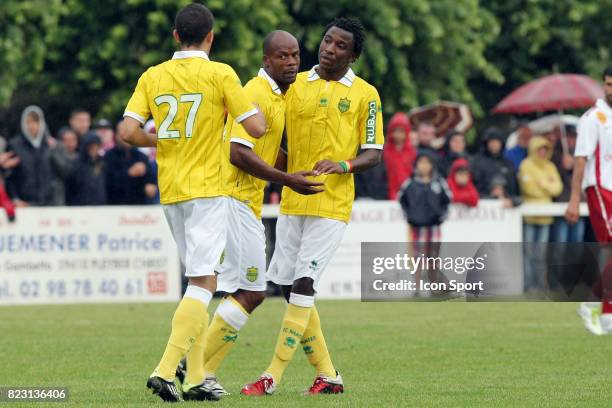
[
  {"left": 492, "top": 73, "right": 603, "bottom": 154},
  {"left": 409, "top": 101, "right": 473, "bottom": 138}
]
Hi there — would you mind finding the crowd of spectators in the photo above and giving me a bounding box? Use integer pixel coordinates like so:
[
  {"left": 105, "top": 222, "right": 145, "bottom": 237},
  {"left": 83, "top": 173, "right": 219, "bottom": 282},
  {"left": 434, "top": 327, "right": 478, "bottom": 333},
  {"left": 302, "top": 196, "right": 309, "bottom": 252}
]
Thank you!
[
  {"left": 0, "top": 105, "right": 585, "bottom": 247},
  {"left": 0, "top": 106, "right": 158, "bottom": 220}
]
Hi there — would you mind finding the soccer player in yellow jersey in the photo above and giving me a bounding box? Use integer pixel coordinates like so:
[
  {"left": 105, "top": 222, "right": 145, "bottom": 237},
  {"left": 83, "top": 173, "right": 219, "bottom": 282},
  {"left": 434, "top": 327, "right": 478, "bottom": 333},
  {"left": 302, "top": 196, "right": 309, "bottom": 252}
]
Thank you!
[
  {"left": 175, "top": 30, "right": 324, "bottom": 398},
  {"left": 118, "top": 4, "right": 266, "bottom": 402},
  {"left": 242, "top": 17, "right": 384, "bottom": 396}
]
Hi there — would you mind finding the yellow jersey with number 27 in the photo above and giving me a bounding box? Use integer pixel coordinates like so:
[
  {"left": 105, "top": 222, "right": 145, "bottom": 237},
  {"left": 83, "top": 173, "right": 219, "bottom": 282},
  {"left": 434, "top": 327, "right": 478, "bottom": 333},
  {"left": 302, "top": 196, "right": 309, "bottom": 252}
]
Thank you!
[{"left": 124, "top": 50, "right": 258, "bottom": 205}]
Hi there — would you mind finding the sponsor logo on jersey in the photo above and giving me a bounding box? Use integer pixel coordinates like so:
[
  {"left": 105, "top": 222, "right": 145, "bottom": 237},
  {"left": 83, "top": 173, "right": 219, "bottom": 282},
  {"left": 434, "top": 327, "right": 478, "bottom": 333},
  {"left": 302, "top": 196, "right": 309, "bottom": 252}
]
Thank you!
[{"left": 366, "top": 100, "right": 377, "bottom": 143}]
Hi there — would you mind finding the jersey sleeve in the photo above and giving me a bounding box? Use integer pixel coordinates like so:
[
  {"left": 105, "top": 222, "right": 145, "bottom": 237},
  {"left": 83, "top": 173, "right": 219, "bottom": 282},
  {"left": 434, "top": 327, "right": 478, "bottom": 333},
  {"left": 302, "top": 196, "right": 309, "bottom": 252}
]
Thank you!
[
  {"left": 222, "top": 66, "right": 258, "bottom": 124},
  {"left": 229, "top": 81, "right": 266, "bottom": 149},
  {"left": 124, "top": 70, "right": 151, "bottom": 124},
  {"left": 359, "top": 86, "right": 384, "bottom": 149},
  {"left": 575, "top": 111, "right": 598, "bottom": 158}
]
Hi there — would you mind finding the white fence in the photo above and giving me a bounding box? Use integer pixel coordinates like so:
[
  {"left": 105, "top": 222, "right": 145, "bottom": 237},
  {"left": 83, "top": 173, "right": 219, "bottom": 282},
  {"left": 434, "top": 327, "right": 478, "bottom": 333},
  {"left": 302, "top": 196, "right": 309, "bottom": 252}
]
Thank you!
[{"left": 0, "top": 200, "right": 590, "bottom": 304}]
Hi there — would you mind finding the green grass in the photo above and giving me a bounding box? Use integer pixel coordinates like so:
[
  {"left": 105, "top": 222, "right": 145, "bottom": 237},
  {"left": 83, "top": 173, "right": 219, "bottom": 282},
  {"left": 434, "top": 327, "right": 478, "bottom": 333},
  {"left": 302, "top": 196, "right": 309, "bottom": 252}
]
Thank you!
[{"left": 1, "top": 300, "right": 612, "bottom": 407}]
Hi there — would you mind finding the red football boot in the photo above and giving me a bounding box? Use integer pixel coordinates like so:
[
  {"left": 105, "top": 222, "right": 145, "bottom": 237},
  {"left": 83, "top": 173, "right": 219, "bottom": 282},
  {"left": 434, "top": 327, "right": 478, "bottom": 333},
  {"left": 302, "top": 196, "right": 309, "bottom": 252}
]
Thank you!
[
  {"left": 305, "top": 371, "right": 344, "bottom": 395},
  {"left": 240, "top": 374, "right": 276, "bottom": 396}
]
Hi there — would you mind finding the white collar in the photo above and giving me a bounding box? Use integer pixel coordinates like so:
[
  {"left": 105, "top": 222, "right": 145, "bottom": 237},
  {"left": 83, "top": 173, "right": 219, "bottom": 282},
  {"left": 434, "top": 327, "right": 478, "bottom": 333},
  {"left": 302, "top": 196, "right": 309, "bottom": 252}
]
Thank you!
[
  {"left": 307, "top": 65, "right": 355, "bottom": 87},
  {"left": 258, "top": 68, "right": 282, "bottom": 95},
  {"left": 172, "top": 50, "right": 210, "bottom": 61},
  {"left": 596, "top": 98, "right": 612, "bottom": 115}
]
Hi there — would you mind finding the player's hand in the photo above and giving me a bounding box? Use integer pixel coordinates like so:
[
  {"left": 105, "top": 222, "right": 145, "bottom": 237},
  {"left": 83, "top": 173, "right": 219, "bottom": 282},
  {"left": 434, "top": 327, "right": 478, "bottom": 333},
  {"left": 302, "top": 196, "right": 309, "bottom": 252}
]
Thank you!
[
  {"left": 128, "top": 162, "right": 147, "bottom": 177},
  {"left": 286, "top": 171, "right": 324, "bottom": 195},
  {"left": 565, "top": 199, "right": 580, "bottom": 224},
  {"left": 0, "top": 152, "right": 21, "bottom": 170},
  {"left": 313, "top": 160, "right": 344, "bottom": 175}
]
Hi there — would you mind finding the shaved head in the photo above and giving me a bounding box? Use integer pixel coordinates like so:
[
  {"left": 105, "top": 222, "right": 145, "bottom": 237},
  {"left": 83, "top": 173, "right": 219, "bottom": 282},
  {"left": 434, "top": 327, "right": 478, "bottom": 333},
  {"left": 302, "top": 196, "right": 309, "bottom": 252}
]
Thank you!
[{"left": 263, "top": 30, "right": 298, "bottom": 55}]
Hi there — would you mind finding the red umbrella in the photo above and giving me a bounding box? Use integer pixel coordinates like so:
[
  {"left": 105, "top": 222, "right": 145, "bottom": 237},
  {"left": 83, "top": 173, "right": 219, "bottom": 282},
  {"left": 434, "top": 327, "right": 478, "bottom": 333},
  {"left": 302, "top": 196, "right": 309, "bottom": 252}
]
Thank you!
[{"left": 492, "top": 74, "right": 603, "bottom": 114}]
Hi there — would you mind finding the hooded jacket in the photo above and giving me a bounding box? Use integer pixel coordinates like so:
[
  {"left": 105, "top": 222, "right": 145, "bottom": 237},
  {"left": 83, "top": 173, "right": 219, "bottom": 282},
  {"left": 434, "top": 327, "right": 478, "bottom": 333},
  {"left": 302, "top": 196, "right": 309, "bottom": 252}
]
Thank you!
[
  {"left": 519, "top": 136, "right": 563, "bottom": 225},
  {"left": 447, "top": 158, "right": 479, "bottom": 207},
  {"left": 470, "top": 128, "right": 520, "bottom": 199},
  {"left": 383, "top": 112, "right": 416, "bottom": 199},
  {"left": 398, "top": 152, "right": 451, "bottom": 227},
  {"left": 66, "top": 132, "right": 107, "bottom": 205},
  {"left": 5, "top": 105, "right": 70, "bottom": 206}
]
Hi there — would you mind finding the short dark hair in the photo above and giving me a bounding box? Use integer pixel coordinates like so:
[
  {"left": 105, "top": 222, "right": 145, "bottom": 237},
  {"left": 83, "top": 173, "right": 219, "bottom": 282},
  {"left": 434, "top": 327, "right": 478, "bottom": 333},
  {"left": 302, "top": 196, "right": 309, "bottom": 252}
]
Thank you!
[
  {"left": 322, "top": 17, "right": 365, "bottom": 58},
  {"left": 603, "top": 65, "right": 612, "bottom": 80},
  {"left": 69, "top": 108, "right": 89, "bottom": 119},
  {"left": 175, "top": 3, "right": 214, "bottom": 46}
]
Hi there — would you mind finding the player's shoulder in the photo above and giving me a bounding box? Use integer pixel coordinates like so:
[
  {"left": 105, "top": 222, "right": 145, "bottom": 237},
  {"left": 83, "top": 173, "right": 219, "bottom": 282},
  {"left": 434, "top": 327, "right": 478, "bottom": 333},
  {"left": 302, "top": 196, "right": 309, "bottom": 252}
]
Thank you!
[
  {"left": 580, "top": 105, "right": 608, "bottom": 126},
  {"left": 352, "top": 75, "right": 380, "bottom": 97}
]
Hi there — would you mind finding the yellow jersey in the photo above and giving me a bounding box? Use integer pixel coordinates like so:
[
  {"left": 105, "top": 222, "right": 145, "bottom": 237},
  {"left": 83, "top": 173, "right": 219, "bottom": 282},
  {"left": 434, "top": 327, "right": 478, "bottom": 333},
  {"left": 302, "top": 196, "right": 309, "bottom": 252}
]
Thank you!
[
  {"left": 281, "top": 66, "right": 384, "bottom": 223},
  {"left": 124, "top": 50, "right": 258, "bottom": 205},
  {"left": 222, "top": 69, "right": 286, "bottom": 219}
]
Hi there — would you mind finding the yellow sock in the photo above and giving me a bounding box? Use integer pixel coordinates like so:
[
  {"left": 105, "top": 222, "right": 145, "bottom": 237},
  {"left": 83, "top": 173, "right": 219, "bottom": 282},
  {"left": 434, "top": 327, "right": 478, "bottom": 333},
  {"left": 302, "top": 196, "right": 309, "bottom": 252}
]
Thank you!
[
  {"left": 203, "top": 296, "right": 248, "bottom": 377},
  {"left": 185, "top": 321, "right": 207, "bottom": 385},
  {"left": 156, "top": 288, "right": 210, "bottom": 381},
  {"left": 301, "top": 306, "right": 336, "bottom": 378},
  {"left": 265, "top": 302, "right": 312, "bottom": 383}
]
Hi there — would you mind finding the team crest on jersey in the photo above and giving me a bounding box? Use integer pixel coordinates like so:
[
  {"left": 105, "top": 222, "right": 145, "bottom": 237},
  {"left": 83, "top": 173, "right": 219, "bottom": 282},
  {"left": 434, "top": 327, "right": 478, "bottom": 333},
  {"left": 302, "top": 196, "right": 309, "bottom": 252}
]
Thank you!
[
  {"left": 338, "top": 97, "right": 351, "bottom": 113},
  {"left": 319, "top": 98, "right": 328, "bottom": 107},
  {"left": 246, "top": 266, "right": 258, "bottom": 282}
]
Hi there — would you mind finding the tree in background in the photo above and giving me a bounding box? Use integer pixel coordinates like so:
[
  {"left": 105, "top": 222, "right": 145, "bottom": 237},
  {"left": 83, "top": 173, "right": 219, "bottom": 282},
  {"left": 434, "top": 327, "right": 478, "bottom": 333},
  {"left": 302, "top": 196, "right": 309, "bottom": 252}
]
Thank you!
[{"left": 1, "top": 0, "right": 612, "bottom": 137}]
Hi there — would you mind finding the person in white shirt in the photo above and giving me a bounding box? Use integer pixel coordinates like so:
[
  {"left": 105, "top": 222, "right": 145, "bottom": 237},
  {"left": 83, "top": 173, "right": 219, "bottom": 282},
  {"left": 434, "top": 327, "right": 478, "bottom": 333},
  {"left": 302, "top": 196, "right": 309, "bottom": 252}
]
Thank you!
[{"left": 566, "top": 65, "right": 612, "bottom": 335}]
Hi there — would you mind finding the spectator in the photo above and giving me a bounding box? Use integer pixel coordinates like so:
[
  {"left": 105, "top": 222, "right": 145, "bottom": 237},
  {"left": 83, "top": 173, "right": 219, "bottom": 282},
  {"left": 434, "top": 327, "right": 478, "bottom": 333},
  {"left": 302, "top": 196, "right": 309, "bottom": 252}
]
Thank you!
[
  {"left": 486, "top": 175, "right": 521, "bottom": 208},
  {"left": 68, "top": 108, "right": 91, "bottom": 140},
  {"left": 5, "top": 105, "right": 68, "bottom": 207},
  {"left": 519, "top": 136, "right": 563, "bottom": 291},
  {"left": 104, "top": 125, "right": 157, "bottom": 205},
  {"left": 94, "top": 118, "right": 115, "bottom": 154},
  {"left": 504, "top": 122, "right": 532, "bottom": 169},
  {"left": 398, "top": 152, "right": 451, "bottom": 292},
  {"left": 447, "top": 158, "right": 479, "bottom": 207},
  {"left": 414, "top": 121, "right": 439, "bottom": 158},
  {"left": 57, "top": 127, "right": 79, "bottom": 158},
  {"left": 383, "top": 112, "right": 416, "bottom": 199},
  {"left": 398, "top": 152, "right": 451, "bottom": 241},
  {"left": 550, "top": 125, "right": 584, "bottom": 242},
  {"left": 471, "top": 127, "right": 520, "bottom": 203},
  {"left": 66, "top": 132, "right": 106, "bottom": 205},
  {"left": 0, "top": 136, "right": 17, "bottom": 221},
  {"left": 438, "top": 129, "right": 469, "bottom": 177}
]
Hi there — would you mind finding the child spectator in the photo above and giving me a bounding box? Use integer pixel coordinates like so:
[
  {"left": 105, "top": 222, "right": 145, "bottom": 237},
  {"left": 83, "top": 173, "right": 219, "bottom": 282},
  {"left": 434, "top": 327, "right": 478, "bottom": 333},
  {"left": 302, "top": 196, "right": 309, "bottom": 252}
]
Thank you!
[
  {"left": 398, "top": 152, "right": 451, "bottom": 241},
  {"left": 447, "top": 158, "right": 479, "bottom": 207},
  {"left": 383, "top": 112, "right": 416, "bottom": 199},
  {"left": 398, "top": 152, "right": 451, "bottom": 293}
]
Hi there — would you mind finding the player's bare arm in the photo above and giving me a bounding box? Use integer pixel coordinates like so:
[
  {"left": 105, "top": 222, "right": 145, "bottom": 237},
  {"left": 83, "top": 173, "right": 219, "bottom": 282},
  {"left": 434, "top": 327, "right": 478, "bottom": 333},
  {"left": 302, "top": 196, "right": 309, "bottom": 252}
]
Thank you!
[
  {"left": 239, "top": 110, "right": 267, "bottom": 138},
  {"left": 565, "top": 156, "right": 587, "bottom": 224},
  {"left": 118, "top": 117, "right": 157, "bottom": 148},
  {"left": 230, "top": 142, "right": 323, "bottom": 195},
  {"left": 313, "top": 149, "right": 382, "bottom": 175}
]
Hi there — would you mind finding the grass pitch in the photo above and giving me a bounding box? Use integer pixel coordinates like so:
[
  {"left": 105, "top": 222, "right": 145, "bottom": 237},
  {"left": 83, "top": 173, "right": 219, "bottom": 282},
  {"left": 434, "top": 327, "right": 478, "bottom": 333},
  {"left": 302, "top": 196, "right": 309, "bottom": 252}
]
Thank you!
[{"left": 1, "top": 299, "right": 612, "bottom": 407}]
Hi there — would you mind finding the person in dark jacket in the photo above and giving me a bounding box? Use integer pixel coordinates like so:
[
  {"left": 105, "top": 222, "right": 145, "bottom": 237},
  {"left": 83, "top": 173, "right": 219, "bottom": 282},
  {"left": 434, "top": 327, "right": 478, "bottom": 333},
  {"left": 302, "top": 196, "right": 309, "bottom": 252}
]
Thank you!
[
  {"left": 471, "top": 127, "right": 520, "bottom": 204},
  {"left": 0, "top": 136, "right": 18, "bottom": 221},
  {"left": 447, "top": 158, "right": 479, "bottom": 207},
  {"left": 398, "top": 151, "right": 451, "bottom": 239},
  {"left": 398, "top": 151, "right": 451, "bottom": 292},
  {"left": 66, "top": 132, "right": 106, "bottom": 205},
  {"left": 5, "top": 105, "right": 70, "bottom": 206},
  {"left": 438, "top": 129, "right": 469, "bottom": 177},
  {"left": 504, "top": 122, "right": 532, "bottom": 170},
  {"left": 104, "top": 127, "right": 157, "bottom": 205}
]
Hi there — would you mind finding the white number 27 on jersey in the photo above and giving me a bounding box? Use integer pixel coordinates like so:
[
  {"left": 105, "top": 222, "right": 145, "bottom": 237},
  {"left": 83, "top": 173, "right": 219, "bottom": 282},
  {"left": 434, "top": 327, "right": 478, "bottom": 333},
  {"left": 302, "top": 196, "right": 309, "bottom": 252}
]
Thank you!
[{"left": 154, "top": 93, "right": 202, "bottom": 139}]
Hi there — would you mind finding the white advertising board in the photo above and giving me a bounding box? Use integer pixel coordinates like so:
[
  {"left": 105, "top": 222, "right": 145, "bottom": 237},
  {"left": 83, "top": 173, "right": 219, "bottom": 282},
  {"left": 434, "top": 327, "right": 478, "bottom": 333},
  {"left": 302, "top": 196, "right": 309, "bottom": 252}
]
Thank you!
[{"left": 0, "top": 206, "right": 181, "bottom": 305}]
